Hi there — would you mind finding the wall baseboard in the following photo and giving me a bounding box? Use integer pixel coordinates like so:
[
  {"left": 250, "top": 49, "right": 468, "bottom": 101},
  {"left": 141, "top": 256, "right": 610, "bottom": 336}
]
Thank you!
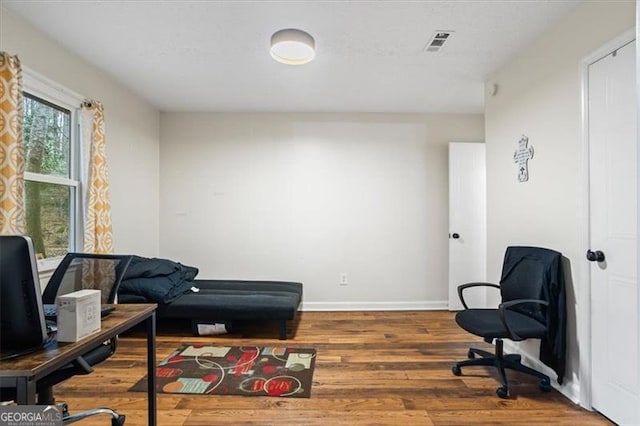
[
  {"left": 503, "top": 341, "right": 581, "bottom": 406},
  {"left": 300, "top": 301, "right": 448, "bottom": 311}
]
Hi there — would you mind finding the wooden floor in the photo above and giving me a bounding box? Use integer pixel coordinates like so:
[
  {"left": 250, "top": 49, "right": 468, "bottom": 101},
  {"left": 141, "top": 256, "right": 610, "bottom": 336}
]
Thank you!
[{"left": 54, "top": 311, "right": 611, "bottom": 425}]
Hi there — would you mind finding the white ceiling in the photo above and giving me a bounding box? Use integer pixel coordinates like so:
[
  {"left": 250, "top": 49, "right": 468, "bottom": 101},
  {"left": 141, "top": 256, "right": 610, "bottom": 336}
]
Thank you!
[{"left": 4, "top": 0, "right": 581, "bottom": 113}]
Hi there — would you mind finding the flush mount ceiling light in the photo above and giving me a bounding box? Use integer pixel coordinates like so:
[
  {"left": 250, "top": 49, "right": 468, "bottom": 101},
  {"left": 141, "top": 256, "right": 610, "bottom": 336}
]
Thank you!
[{"left": 270, "top": 28, "right": 315, "bottom": 65}]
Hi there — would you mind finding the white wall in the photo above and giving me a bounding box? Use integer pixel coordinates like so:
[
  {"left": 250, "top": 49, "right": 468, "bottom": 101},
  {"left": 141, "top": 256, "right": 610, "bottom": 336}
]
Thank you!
[
  {"left": 485, "top": 0, "right": 635, "bottom": 404},
  {"left": 160, "top": 113, "right": 483, "bottom": 308},
  {"left": 0, "top": 7, "right": 161, "bottom": 256}
]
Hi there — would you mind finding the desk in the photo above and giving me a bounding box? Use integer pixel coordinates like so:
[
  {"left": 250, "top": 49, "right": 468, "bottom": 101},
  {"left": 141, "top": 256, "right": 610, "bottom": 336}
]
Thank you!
[{"left": 0, "top": 304, "right": 157, "bottom": 425}]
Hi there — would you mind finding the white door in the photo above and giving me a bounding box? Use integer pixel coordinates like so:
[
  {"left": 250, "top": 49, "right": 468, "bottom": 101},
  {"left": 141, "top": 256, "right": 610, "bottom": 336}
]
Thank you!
[
  {"left": 448, "top": 142, "right": 486, "bottom": 310},
  {"left": 588, "top": 39, "right": 640, "bottom": 425}
]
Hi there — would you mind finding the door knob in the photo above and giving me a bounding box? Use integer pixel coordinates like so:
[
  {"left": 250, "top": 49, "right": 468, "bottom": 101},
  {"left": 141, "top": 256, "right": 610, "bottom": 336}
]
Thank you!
[
  {"left": 586, "top": 250, "right": 605, "bottom": 262},
  {"left": 451, "top": 233, "right": 460, "bottom": 239}
]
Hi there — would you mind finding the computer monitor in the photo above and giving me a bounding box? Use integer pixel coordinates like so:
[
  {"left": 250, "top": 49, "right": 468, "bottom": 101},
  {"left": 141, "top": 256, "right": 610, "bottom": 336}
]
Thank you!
[
  {"left": 0, "top": 235, "right": 48, "bottom": 356},
  {"left": 41, "top": 253, "right": 132, "bottom": 305}
]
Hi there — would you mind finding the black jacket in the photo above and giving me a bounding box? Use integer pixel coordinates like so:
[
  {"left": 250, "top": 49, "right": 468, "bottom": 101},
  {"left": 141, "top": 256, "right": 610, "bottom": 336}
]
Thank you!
[
  {"left": 501, "top": 246, "right": 566, "bottom": 384},
  {"left": 118, "top": 256, "right": 199, "bottom": 304}
]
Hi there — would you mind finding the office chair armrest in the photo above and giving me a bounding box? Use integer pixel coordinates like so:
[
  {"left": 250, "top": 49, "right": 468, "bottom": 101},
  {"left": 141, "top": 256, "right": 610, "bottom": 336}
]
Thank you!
[
  {"left": 457, "top": 282, "right": 500, "bottom": 309},
  {"left": 498, "top": 299, "right": 549, "bottom": 341},
  {"left": 72, "top": 356, "right": 94, "bottom": 375}
]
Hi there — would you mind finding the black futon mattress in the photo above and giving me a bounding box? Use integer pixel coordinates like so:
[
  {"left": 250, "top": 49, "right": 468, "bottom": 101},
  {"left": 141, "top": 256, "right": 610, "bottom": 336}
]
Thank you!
[
  {"left": 153, "top": 279, "right": 303, "bottom": 321},
  {"left": 116, "top": 256, "right": 303, "bottom": 339}
]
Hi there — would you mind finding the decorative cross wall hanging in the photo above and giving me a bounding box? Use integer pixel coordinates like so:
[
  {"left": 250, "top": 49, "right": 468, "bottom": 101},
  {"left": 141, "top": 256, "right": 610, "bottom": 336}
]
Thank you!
[{"left": 513, "top": 135, "right": 534, "bottom": 182}]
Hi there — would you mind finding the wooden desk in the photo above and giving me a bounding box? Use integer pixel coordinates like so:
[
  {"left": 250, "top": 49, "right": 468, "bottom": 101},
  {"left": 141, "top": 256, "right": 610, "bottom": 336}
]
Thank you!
[{"left": 0, "top": 304, "right": 157, "bottom": 425}]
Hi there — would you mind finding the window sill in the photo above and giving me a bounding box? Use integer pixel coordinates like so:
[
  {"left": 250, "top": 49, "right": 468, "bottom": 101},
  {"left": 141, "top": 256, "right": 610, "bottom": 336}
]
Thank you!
[{"left": 37, "top": 256, "right": 63, "bottom": 274}]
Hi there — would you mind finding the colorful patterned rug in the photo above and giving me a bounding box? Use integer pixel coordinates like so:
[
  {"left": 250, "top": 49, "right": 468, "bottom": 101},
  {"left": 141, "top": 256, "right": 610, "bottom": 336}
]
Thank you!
[{"left": 130, "top": 345, "right": 316, "bottom": 398}]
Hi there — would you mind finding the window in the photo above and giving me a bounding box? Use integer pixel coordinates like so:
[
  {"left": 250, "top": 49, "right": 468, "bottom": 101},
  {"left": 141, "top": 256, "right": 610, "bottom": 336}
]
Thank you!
[{"left": 22, "top": 71, "right": 82, "bottom": 265}]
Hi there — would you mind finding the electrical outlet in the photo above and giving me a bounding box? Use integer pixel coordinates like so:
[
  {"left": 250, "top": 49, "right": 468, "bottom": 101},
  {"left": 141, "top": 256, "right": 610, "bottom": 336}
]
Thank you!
[{"left": 340, "top": 273, "right": 348, "bottom": 286}]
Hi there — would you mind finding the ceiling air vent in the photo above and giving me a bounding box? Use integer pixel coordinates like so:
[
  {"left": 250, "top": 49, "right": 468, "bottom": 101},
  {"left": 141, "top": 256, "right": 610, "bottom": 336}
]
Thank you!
[{"left": 425, "top": 31, "right": 454, "bottom": 53}]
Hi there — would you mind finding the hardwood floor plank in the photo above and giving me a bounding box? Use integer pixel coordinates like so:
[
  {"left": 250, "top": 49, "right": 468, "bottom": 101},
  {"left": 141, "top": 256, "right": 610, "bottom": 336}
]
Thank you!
[
  {"left": 175, "top": 396, "right": 406, "bottom": 410},
  {"left": 49, "top": 311, "right": 610, "bottom": 425},
  {"left": 184, "top": 409, "right": 434, "bottom": 425},
  {"left": 429, "top": 409, "right": 610, "bottom": 425}
]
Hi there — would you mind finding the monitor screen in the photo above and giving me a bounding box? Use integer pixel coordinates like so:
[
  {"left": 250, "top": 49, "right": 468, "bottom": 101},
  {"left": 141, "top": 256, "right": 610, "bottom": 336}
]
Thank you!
[
  {"left": 41, "top": 254, "right": 131, "bottom": 305},
  {"left": 0, "top": 236, "right": 48, "bottom": 355}
]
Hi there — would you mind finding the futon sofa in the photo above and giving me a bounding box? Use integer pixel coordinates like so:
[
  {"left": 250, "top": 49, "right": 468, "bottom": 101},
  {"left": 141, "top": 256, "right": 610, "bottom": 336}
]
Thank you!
[{"left": 116, "top": 256, "right": 303, "bottom": 340}]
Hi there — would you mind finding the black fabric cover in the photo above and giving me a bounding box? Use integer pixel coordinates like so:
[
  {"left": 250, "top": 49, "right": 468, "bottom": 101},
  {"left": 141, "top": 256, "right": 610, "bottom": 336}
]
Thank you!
[
  {"left": 117, "top": 293, "right": 148, "bottom": 304},
  {"left": 121, "top": 279, "right": 303, "bottom": 322},
  {"left": 456, "top": 309, "right": 547, "bottom": 339},
  {"left": 501, "top": 246, "right": 566, "bottom": 383},
  {"left": 159, "top": 280, "right": 302, "bottom": 321},
  {"left": 37, "top": 342, "right": 113, "bottom": 390},
  {"left": 119, "top": 256, "right": 198, "bottom": 304}
]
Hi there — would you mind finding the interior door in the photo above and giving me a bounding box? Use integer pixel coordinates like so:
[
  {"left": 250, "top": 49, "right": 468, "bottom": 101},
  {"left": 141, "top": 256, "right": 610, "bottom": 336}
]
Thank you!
[
  {"left": 448, "top": 142, "right": 486, "bottom": 310},
  {"left": 588, "top": 39, "right": 640, "bottom": 424}
]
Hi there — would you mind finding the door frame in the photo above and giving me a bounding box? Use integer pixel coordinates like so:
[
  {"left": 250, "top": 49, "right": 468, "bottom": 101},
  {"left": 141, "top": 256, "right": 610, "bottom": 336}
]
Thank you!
[{"left": 579, "top": 28, "right": 636, "bottom": 410}]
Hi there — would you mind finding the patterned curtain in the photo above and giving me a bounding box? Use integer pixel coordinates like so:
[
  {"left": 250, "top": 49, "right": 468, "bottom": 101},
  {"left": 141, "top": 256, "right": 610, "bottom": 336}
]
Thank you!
[
  {"left": 81, "top": 101, "right": 114, "bottom": 253},
  {"left": 0, "top": 52, "right": 25, "bottom": 235},
  {"left": 79, "top": 258, "right": 116, "bottom": 303}
]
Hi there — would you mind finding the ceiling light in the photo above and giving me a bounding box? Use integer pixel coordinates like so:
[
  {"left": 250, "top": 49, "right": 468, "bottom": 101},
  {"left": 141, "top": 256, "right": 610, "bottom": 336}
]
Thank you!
[{"left": 270, "top": 28, "right": 315, "bottom": 65}]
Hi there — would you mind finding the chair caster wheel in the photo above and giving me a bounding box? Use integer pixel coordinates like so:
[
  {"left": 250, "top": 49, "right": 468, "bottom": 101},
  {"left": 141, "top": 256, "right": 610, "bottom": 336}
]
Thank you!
[
  {"left": 540, "top": 380, "right": 551, "bottom": 392},
  {"left": 496, "top": 386, "right": 508, "bottom": 398},
  {"left": 467, "top": 350, "right": 475, "bottom": 359},
  {"left": 112, "top": 415, "right": 125, "bottom": 426},
  {"left": 451, "top": 365, "right": 462, "bottom": 376}
]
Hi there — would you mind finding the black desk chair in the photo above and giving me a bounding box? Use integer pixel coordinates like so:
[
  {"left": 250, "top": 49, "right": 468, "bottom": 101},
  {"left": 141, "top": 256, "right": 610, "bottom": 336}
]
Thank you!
[
  {"left": 4, "top": 253, "right": 132, "bottom": 425},
  {"left": 451, "top": 246, "right": 566, "bottom": 398}
]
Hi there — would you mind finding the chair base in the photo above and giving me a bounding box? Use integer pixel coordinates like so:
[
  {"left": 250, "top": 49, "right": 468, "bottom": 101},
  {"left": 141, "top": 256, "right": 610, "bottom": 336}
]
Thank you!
[
  {"left": 452, "top": 339, "right": 551, "bottom": 398},
  {"left": 56, "top": 402, "right": 125, "bottom": 425}
]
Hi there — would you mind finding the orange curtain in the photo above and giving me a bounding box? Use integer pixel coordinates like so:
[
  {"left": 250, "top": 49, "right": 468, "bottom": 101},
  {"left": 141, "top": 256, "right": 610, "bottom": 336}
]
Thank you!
[
  {"left": 81, "top": 258, "right": 116, "bottom": 301},
  {"left": 0, "top": 52, "right": 25, "bottom": 235},
  {"left": 81, "top": 101, "right": 114, "bottom": 253}
]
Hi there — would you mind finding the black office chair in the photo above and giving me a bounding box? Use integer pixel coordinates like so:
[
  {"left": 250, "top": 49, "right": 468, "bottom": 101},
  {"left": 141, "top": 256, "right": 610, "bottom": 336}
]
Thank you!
[
  {"left": 4, "top": 253, "right": 132, "bottom": 425},
  {"left": 451, "top": 246, "right": 566, "bottom": 398}
]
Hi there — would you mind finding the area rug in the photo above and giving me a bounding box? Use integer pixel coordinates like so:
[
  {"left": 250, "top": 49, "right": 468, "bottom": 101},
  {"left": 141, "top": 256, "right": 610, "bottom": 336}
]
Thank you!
[{"left": 130, "top": 345, "right": 316, "bottom": 398}]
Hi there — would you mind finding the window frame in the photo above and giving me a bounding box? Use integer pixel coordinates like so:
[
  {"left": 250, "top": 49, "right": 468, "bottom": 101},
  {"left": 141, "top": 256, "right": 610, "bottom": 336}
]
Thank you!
[{"left": 22, "top": 68, "right": 84, "bottom": 271}]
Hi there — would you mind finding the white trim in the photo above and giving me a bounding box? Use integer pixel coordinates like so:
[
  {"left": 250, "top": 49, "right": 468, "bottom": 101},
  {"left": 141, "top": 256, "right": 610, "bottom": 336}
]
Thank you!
[
  {"left": 38, "top": 257, "right": 62, "bottom": 271},
  {"left": 22, "top": 67, "right": 84, "bottom": 108},
  {"left": 579, "top": 27, "right": 636, "bottom": 410},
  {"left": 635, "top": 5, "right": 640, "bottom": 422},
  {"left": 503, "top": 341, "right": 581, "bottom": 404},
  {"left": 300, "top": 300, "right": 448, "bottom": 311},
  {"left": 73, "top": 111, "right": 83, "bottom": 252},
  {"left": 37, "top": 269, "right": 55, "bottom": 293},
  {"left": 24, "top": 171, "right": 79, "bottom": 187}
]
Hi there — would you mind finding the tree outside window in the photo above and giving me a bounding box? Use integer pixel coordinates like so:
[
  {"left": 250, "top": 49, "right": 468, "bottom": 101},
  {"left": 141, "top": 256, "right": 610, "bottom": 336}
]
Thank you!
[{"left": 23, "top": 93, "right": 78, "bottom": 259}]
